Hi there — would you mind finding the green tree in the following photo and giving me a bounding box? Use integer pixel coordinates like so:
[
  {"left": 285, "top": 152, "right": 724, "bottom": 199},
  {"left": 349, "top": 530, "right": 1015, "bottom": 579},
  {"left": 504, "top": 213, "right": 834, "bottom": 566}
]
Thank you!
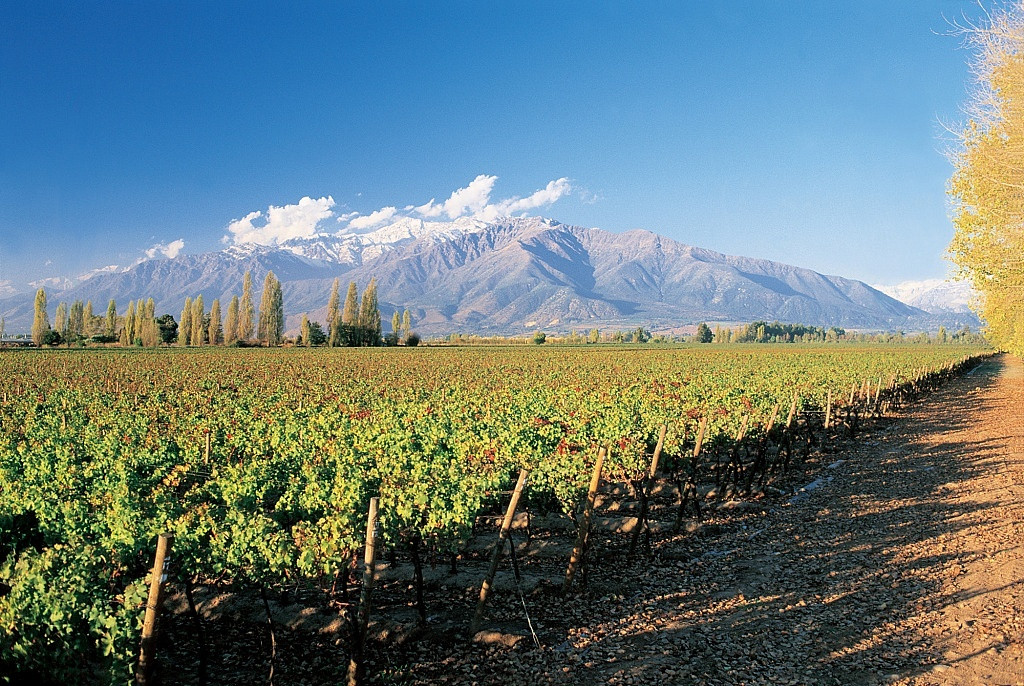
[
  {"left": 156, "top": 314, "right": 178, "bottom": 345},
  {"left": 239, "top": 271, "right": 255, "bottom": 342},
  {"left": 326, "top": 277, "right": 340, "bottom": 344},
  {"left": 342, "top": 281, "right": 359, "bottom": 325},
  {"left": 307, "top": 321, "right": 327, "bottom": 346},
  {"left": 105, "top": 299, "right": 117, "bottom": 338},
  {"left": 180, "top": 297, "right": 192, "bottom": 346},
  {"left": 532, "top": 330, "right": 546, "bottom": 345},
  {"left": 54, "top": 302, "right": 68, "bottom": 343},
  {"left": 257, "top": 271, "right": 284, "bottom": 346},
  {"left": 358, "top": 278, "right": 382, "bottom": 346},
  {"left": 402, "top": 309, "right": 412, "bottom": 339},
  {"left": 225, "top": 295, "right": 240, "bottom": 345},
  {"left": 123, "top": 301, "right": 135, "bottom": 345},
  {"left": 696, "top": 322, "right": 713, "bottom": 343},
  {"left": 208, "top": 299, "right": 223, "bottom": 345}
]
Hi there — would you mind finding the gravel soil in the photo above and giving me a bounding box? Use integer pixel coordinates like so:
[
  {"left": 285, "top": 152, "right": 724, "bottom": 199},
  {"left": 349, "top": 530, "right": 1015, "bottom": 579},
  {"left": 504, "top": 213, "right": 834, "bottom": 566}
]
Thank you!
[{"left": 160, "top": 353, "right": 1024, "bottom": 686}]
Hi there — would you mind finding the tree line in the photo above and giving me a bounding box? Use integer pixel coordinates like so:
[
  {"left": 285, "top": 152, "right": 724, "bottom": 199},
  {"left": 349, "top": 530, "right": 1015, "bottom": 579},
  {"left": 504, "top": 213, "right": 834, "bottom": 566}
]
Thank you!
[{"left": 27, "top": 271, "right": 416, "bottom": 348}]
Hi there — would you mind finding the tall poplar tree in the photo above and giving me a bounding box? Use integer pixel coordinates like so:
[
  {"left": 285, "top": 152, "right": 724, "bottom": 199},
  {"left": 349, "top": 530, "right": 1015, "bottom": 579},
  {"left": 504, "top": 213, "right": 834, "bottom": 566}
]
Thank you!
[
  {"left": 358, "top": 277, "right": 381, "bottom": 346},
  {"left": 69, "top": 300, "right": 84, "bottom": 341},
  {"left": 191, "top": 295, "right": 205, "bottom": 346},
  {"left": 239, "top": 271, "right": 255, "bottom": 342},
  {"left": 208, "top": 299, "right": 223, "bottom": 345},
  {"left": 392, "top": 310, "right": 401, "bottom": 337},
  {"left": 131, "top": 300, "right": 145, "bottom": 345},
  {"left": 54, "top": 302, "right": 68, "bottom": 342},
  {"left": 106, "top": 300, "right": 117, "bottom": 338},
  {"left": 401, "top": 309, "right": 411, "bottom": 339},
  {"left": 326, "top": 277, "right": 340, "bottom": 345},
  {"left": 342, "top": 281, "right": 359, "bottom": 325},
  {"left": 257, "top": 271, "right": 283, "bottom": 346},
  {"left": 124, "top": 301, "right": 137, "bottom": 344},
  {"left": 225, "top": 295, "right": 240, "bottom": 345},
  {"left": 180, "top": 297, "right": 192, "bottom": 346},
  {"left": 32, "top": 289, "right": 49, "bottom": 346},
  {"left": 300, "top": 314, "right": 311, "bottom": 346}
]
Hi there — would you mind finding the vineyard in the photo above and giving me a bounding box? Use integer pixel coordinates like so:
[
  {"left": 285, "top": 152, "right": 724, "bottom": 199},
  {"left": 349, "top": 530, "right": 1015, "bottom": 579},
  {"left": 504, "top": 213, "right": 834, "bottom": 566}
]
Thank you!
[{"left": 0, "top": 344, "right": 989, "bottom": 685}]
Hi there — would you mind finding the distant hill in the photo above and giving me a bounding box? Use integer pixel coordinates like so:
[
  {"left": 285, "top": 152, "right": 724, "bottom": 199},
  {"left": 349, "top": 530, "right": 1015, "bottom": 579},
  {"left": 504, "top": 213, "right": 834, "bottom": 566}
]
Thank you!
[{"left": 0, "top": 216, "right": 939, "bottom": 334}]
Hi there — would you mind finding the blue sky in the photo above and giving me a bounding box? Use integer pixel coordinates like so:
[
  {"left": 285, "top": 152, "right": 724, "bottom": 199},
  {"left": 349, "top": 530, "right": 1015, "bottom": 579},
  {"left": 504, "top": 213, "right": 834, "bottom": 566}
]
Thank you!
[{"left": 0, "top": 1, "right": 989, "bottom": 296}]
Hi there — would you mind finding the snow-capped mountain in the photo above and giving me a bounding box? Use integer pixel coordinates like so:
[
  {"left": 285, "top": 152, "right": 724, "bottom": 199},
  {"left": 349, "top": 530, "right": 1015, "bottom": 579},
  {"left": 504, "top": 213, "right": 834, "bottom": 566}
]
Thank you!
[
  {"left": 1, "top": 216, "right": 945, "bottom": 334},
  {"left": 872, "top": 279, "right": 976, "bottom": 314}
]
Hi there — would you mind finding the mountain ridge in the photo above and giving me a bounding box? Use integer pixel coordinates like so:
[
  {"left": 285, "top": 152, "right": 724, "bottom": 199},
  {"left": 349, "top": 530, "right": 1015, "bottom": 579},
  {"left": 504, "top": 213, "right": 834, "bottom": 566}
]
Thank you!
[{"left": 0, "top": 216, "right": 950, "bottom": 334}]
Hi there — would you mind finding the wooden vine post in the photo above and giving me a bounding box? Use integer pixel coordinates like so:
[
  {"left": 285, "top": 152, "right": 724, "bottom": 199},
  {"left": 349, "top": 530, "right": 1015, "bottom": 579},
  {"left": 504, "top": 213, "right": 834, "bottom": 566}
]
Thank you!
[
  {"left": 137, "top": 533, "right": 173, "bottom": 686},
  {"left": 471, "top": 469, "right": 529, "bottom": 635},
  {"left": 785, "top": 393, "right": 798, "bottom": 429},
  {"left": 629, "top": 424, "right": 667, "bottom": 556},
  {"left": 824, "top": 389, "right": 833, "bottom": 431},
  {"left": 347, "top": 497, "right": 380, "bottom": 686},
  {"left": 563, "top": 446, "right": 606, "bottom": 593}
]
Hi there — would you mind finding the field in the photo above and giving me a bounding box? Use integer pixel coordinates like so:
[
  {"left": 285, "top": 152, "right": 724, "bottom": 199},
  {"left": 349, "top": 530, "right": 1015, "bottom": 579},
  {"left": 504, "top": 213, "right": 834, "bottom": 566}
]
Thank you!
[{"left": 0, "top": 344, "right": 988, "bottom": 684}]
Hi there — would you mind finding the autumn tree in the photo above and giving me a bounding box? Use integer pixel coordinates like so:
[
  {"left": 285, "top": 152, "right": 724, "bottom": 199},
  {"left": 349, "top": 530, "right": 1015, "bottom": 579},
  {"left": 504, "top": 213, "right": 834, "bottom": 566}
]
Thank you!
[
  {"left": 948, "top": 5, "right": 1024, "bottom": 354},
  {"left": 32, "top": 290, "right": 49, "bottom": 346},
  {"left": 300, "top": 314, "right": 311, "bottom": 346},
  {"left": 191, "top": 295, "right": 205, "bottom": 346},
  {"left": 180, "top": 297, "right": 192, "bottom": 346},
  {"left": 54, "top": 302, "right": 68, "bottom": 342}
]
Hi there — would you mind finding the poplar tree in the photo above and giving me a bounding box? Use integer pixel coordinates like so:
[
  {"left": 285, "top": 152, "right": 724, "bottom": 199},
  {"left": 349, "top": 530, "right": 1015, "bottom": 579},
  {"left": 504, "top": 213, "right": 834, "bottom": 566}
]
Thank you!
[
  {"left": 358, "top": 277, "right": 381, "bottom": 346},
  {"left": 257, "top": 271, "right": 283, "bottom": 346},
  {"left": 125, "top": 301, "right": 137, "bottom": 345},
  {"left": 31, "top": 289, "right": 49, "bottom": 346},
  {"left": 300, "top": 314, "right": 311, "bottom": 346},
  {"left": 225, "top": 295, "right": 240, "bottom": 345},
  {"left": 54, "top": 302, "right": 68, "bottom": 342},
  {"left": 392, "top": 310, "right": 401, "bottom": 337},
  {"left": 191, "top": 295, "right": 205, "bottom": 346},
  {"left": 342, "top": 281, "right": 359, "bottom": 325},
  {"left": 132, "top": 300, "right": 145, "bottom": 345},
  {"left": 239, "top": 271, "right": 255, "bottom": 342},
  {"left": 0, "top": 317, "right": 4, "bottom": 341},
  {"left": 208, "top": 299, "right": 223, "bottom": 345},
  {"left": 401, "top": 309, "right": 411, "bottom": 339},
  {"left": 106, "top": 300, "right": 117, "bottom": 338},
  {"left": 141, "top": 299, "right": 159, "bottom": 347},
  {"left": 69, "top": 300, "right": 84, "bottom": 342},
  {"left": 180, "top": 297, "right": 192, "bottom": 346},
  {"left": 84, "top": 301, "right": 95, "bottom": 338},
  {"left": 326, "top": 278, "right": 340, "bottom": 340}
]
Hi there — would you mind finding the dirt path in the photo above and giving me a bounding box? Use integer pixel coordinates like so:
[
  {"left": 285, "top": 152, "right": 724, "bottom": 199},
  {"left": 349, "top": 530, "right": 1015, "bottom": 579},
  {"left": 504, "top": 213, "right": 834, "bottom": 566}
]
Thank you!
[
  {"left": 388, "top": 354, "right": 1024, "bottom": 685},
  {"left": 570, "top": 353, "right": 1024, "bottom": 686}
]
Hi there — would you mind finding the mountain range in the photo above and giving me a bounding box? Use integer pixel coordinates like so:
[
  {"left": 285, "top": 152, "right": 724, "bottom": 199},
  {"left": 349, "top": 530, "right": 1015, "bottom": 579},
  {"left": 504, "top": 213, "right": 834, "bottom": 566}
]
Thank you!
[{"left": 0, "top": 216, "right": 979, "bottom": 335}]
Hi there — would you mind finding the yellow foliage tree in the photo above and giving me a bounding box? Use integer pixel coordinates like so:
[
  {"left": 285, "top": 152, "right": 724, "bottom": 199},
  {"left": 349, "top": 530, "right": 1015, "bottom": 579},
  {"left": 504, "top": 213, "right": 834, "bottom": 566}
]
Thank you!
[{"left": 949, "top": 5, "right": 1024, "bottom": 355}]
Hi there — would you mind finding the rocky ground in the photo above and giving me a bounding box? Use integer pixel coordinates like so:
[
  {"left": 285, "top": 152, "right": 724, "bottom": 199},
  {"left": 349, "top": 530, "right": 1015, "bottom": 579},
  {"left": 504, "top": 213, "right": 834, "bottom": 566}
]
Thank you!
[{"left": 160, "top": 354, "right": 1024, "bottom": 685}]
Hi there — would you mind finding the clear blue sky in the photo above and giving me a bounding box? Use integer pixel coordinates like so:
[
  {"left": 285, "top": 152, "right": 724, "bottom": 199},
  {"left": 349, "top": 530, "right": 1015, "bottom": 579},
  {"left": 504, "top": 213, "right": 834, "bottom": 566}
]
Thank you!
[{"left": 0, "top": 1, "right": 989, "bottom": 294}]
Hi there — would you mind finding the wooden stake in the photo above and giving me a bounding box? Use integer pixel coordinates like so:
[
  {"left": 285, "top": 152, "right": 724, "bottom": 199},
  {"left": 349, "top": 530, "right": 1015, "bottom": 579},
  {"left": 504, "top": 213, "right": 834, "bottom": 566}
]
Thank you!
[
  {"left": 785, "top": 393, "right": 798, "bottom": 429},
  {"left": 471, "top": 469, "right": 529, "bottom": 635},
  {"left": 765, "top": 403, "right": 781, "bottom": 434},
  {"left": 563, "top": 446, "right": 606, "bottom": 592},
  {"left": 824, "top": 390, "right": 833, "bottom": 430},
  {"left": 649, "top": 423, "right": 668, "bottom": 479},
  {"left": 347, "top": 497, "right": 380, "bottom": 686},
  {"left": 693, "top": 416, "right": 709, "bottom": 458},
  {"left": 137, "top": 533, "right": 173, "bottom": 686}
]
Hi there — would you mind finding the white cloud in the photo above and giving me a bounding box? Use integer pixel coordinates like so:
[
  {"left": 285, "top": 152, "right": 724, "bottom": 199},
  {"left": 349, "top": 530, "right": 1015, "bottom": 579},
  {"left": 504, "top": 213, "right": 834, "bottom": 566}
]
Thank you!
[
  {"left": 225, "top": 196, "right": 335, "bottom": 246},
  {"left": 477, "top": 177, "right": 573, "bottom": 221},
  {"left": 411, "top": 175, "right": 572, "bottom": 222},
  {"left": 348, "top": 206, "right": 398, "bottom": 230},
  {"left": 442, "top": 174, "right": 497, "bottom": 219},
  {"left": 144, "top": 238, "right": 185, "bottom": 260},
  {"left": 0, "top": 279, "right": 17, "bottom": 299}
]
